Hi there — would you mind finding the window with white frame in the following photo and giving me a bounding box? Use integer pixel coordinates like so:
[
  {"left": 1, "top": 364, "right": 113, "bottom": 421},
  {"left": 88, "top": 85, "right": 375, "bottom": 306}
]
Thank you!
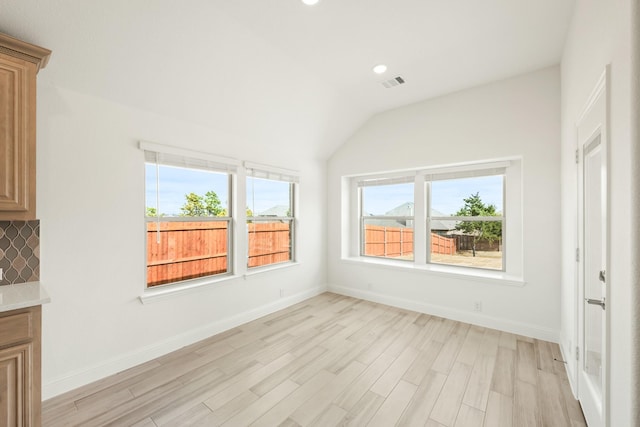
[
  {"left": 351, "top": 160, "right": 516, "bottom": 275},
  {"left": 359, "top": 177, "right": 415, "bottom": 261},
  {"left": 428, "top": 172, "right": 504, "bottom": 271},
  {"left": 142, "top": 142, "right": 237, "bottom": 288},
  {"left": 246, "top": 163, "right": 298, "bottom": 268}
]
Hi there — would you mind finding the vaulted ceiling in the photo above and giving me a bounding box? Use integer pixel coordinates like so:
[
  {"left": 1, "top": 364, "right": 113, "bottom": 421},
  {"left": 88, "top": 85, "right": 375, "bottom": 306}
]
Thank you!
[{"left": 1, "top": 0, "right": 575, "bottom": 158}]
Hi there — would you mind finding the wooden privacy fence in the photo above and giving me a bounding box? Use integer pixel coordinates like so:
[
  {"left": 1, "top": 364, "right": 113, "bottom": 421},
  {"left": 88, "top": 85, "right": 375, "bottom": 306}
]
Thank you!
[
  {"left": 431, "top": 233, "right": 456, "bottom": 255},
  {"left": 364, "top": 225, "right": 414, "bottom": 257},
  {"left": 363, "top": 225, "right": 456, "bottom": 258},
  {"left": 455, "top": 235, "right": 501, "bottom": 252},
  {"left": 146, "top": 221, "right": 291, "bottom": 287},
  {"left": 247, "top": 222, "right": 291, "bottom": 268}
]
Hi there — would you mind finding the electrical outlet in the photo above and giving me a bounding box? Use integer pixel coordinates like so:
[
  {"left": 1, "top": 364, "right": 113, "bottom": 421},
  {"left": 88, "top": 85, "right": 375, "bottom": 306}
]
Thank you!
[{"left": 474, "top": 301, "right": 482, "bottom": 312}]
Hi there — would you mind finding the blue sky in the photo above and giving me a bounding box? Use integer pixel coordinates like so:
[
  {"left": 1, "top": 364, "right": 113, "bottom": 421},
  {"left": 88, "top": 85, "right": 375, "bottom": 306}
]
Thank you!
[
  {"left": 363, "top": 175, "right": 503, "bottom": 216},
  {"left": 145, "top": 165, "right": 290, "bottom": 216},
  {"left": 145, "top": 164, "right": 229, "bottom": 216}
]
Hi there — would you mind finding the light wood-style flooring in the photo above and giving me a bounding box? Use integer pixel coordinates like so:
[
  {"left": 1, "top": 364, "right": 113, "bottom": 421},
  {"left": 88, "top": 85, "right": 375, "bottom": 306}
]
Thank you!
[{"left": 42, "top": 293, "right": 586, "bottom": 426}]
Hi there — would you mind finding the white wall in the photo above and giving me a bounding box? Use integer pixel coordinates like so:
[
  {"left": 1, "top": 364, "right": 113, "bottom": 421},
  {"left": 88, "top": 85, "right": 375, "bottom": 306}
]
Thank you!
[
  {"left": 327, "top": 67, "right": 561, "bottom": 341},
  {"left": 36, "top": 83, "right": 327, "bottom": 399},
  {"left": 560, "top": 0, "right": 632, "bottom": 425}
]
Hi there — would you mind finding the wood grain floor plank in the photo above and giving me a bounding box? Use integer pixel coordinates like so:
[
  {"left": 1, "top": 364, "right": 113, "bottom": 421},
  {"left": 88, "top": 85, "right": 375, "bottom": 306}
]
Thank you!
[
  {"left": 463, "top": 354, "right": 497, "bottom": 411},
  {"left": 483, "top": 391, "right": 512, "bottom": 427},
  {"left": 498, "top": 332, "right": 518, "bottom": 350},
  {"left": 398, "top": 370, "right": 447, "bottom": 427},
  {"left": 513, "top": 379, "right": 540, "bottom": 427},
  {"left": 41, "top": 293, "right": 583, "bottom": 427},
  {"left": 454, "top": 404, "right": 485, "bottom": 427},
  {"left": 308, "top": 404, "right": 347, "bottom": 426},
  {"left": 370, "top": 346, "right": 419, "bottom": 397},
  {"left": 432, "top": 323, "right": 471, "bottom": 374},
  {"left": 430, "top": 361, "right": 473, "bottom": 426},
  {"left": 333, "top": 352, "right": 395, "bottom": 411},
  {"left": 220, "top": 380, "right": 298, "bottom": 427},
  {"left": 534, "top": 339, "right": 556, "bottom": 373},
  {"left": 251, "top": 370, "right": 335, "bottom": 427},
  {"left": 537, "top": 370, "right": 571, "bottom": 427},
  {"left": 367, "top": 380, "right": 417, "bottom": 426},
  {"left": 402, "top": 340, "right": 444, "bottom": 385},
  {"left": 289, "top": 361, "right": 367, "bottom": 426},
  {"left": 515, "top": 341, "right": 537, "bottom": 385},
  {"left": 490, "top": 347, "right": 516, "bottom": 397},
  {"left": 158, "top": 402, "right": 212, "bottom": 427},
  {"left": 339, "top": 390, "right": 385, "bottom": 426}
]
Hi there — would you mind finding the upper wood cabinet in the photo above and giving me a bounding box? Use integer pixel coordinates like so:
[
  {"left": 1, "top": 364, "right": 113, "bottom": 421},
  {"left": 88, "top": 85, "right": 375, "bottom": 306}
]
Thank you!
[{"left": 0, "top": 33, "right": 50, "bottom": 220}]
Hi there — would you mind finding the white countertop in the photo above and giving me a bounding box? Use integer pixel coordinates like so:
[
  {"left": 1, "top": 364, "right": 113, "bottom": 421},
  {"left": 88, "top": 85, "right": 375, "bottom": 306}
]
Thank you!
[{"left": 0, "top": 282, "right": 50, "bottom": 313}]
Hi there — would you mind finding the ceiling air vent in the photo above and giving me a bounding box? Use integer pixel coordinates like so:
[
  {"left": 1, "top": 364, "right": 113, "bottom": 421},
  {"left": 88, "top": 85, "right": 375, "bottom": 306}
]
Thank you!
[{"left": 381, "top": 76, "right": 406, "bottom": 89}]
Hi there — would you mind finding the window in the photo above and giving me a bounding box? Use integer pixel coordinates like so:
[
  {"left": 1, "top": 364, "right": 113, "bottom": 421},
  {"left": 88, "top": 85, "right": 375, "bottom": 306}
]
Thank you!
[
  {"left": 359, "top": 177, "right": 414, "bottom": 261},
  {"left": 429, "top": 174, "right": 504, "bottom": 271},
  {"left": 246, "top": 163, "right": 298, "bottom": 268},
  {"left": 350, "top": 160, "right": 516, "bottom": 276},
  {"left": 143, "top": 142, "right": 237, "bottom": 288}
]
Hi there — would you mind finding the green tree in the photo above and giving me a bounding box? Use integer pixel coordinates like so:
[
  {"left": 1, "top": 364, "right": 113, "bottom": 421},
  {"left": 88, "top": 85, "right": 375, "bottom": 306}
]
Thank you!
[
  {"left": 204, "top": 191, "right": 224, "bottom": 216},
  {"left": 455, "top": 192, "right": 502, "bottom": 257},
  {"left": 146, "top": 206, "right": 161, "bottom": 217},
  {"left": 180, "top": 192, "right": 207, "bottom": 216}
]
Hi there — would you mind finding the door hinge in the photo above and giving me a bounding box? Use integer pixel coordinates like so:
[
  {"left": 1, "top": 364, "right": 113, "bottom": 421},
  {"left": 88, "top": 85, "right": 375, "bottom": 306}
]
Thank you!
[
  {"left": 575, "top": 149, "right": 579, "bottom": 164},
  {"left": 576, "top": 248, "right": 580, "bottom": 262},
  {"left": 576, "top": 346, "right": 580, "bottom": 361}
]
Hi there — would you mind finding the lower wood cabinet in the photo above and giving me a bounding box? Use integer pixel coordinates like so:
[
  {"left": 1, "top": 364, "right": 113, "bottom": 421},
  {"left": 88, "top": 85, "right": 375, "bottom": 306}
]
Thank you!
[{"left": 0, "top": 306, "right": 41, "bottom": 427}]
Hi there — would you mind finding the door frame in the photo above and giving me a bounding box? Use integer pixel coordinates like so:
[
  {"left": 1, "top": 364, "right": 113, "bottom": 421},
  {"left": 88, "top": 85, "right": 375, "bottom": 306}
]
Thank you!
[{"left": 576, "top": 66, "right": 610, "bottom": 427}]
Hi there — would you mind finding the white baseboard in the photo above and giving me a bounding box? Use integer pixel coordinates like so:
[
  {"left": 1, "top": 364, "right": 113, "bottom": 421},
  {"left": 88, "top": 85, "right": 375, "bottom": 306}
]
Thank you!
[
  {"left": 42, "top": 286, "right": 325, "bottom": 400},
  {"left": 327, "top": 284, "right": 560, "bottom": 343}
]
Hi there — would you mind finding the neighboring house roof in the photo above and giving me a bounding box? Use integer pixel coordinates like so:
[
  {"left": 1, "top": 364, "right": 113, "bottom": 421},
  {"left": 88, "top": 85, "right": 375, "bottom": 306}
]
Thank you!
[
  {"left": 364, "top": 202, "right": 459, "bottom": 230},
  {"left": 257, "top": 205, "right": 289, "bottom": 217},
  {"left": 430, "top": 208, "right": 458, "bottom": 231}
]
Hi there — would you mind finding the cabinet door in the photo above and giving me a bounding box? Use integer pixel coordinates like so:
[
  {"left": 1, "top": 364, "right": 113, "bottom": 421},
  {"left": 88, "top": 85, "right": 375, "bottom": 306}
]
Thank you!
[
  {"left": 0, "top": 342, "right": 32, "bottom": 427},
  {"left": 0, "top": 54, "right": 36, "bottom": 219}
]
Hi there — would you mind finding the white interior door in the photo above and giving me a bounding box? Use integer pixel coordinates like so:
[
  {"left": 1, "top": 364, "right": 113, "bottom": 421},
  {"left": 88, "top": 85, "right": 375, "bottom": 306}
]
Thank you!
[{"left": 577, "top": 70, "right": 608, "bottom": 427}]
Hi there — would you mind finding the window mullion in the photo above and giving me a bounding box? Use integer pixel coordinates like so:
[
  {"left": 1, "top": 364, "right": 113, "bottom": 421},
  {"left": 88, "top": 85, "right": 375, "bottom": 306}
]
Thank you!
[{"left": 414, "top": 175, "right": 426, "bottom": 265}]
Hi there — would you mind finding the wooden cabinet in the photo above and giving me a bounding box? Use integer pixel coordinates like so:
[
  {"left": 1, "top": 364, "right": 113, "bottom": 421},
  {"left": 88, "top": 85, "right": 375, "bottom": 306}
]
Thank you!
[
  {"left": 0, "top": 33, "right": 50, "bottom": 220},
  {"left": 0, "top": 306, "right": 42, "bottom": 427}
]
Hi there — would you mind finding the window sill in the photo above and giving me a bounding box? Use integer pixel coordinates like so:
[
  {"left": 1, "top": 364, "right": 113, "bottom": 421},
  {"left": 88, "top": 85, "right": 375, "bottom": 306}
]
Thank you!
[
  {"left": 341, "top": 256, "right": 525, "bottom": 287},
  {"left": 139, "top": 262, "right": 300, "bottom": 304},
  {"left": 139, "top": 274, "right": 239, "bottom": 304},
  {"left": 244, "top": 261, "right": 299, "bottom": 276}
]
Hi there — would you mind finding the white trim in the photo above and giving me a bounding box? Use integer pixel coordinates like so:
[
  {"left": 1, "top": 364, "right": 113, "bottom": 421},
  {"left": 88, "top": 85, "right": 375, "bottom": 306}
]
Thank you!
[
  {"left": 139, "top": 273, "right": 239, "bottom": 304},
  {"left": 340, "top": 256, "right": 524, "bottom": 287},
  {"left": 244, "top": 161, "right": 300, "bottom": 183},
  {"left": 139, "top": 140, "right": 240, "bottom": 167},
  {"left": 43, "top": 286, "right": 325, "bottom": 400},
  {"left": 327, "top": 284, "right": 558, "bottom": 342},
  {"left": 244, "top": 261, "right": 300, "bottom": 276}
]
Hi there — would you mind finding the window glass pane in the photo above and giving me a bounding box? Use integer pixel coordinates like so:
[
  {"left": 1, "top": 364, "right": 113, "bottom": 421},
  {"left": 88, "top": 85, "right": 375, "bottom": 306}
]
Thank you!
[
  {"left": 145, "top": 162, "right": 231, "bottom": 288},
  {"left": 431, "top": 175, "right": 503, "bottom": 216},
  {"left": 430, "top": 175, "right": 503, "bottom": 270},
  {"left": 145, "top": 164, "right": 229, "bottom": 217},
  {"left": 247, "top": 177, "right": 294, "bottom": 269},
  {"left": 247, "top": 177, "right": 291, "bottom": 217},
  {"left": 363, "top": 218, "right": 414, "bottom": 261},
  {"left": 430, "top": 223, "right": 502, "bottom": 270},
  {"left": 248, "top": 220, "right": 292, "bottom": 268},
  {"left": 362, "top": 182, "right": 414, "bottom": 216},
  {"left": 146, "top": 221, "right": 229, "bottom": 287}
]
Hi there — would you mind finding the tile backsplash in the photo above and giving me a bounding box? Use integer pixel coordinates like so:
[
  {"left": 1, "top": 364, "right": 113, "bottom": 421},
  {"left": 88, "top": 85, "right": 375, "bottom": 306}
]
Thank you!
[{"left": 0, "top": 220, "right": 40, "bottom": 285}]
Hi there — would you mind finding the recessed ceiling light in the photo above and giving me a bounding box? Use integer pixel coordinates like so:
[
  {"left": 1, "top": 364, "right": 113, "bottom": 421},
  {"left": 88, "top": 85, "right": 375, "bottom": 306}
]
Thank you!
[
  {"left": 302, "top": 0, "right": 319, "bottom": 5},
  {"left": 373, "top": 64, "right": 387, "bottom": 74}
]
